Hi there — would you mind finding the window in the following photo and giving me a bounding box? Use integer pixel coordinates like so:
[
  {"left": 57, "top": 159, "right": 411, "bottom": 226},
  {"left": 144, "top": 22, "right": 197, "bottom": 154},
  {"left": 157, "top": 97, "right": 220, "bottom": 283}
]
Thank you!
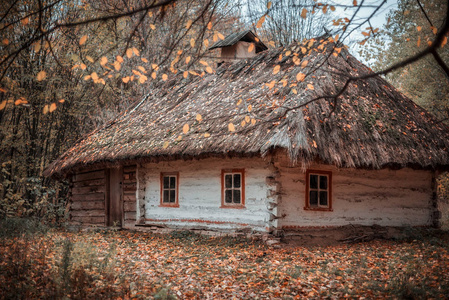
[
  {"left": 221, "top": 169, "right": 245, "bottom": 208},
  {"left": 160, "top": 172, "right": 179, "bottom": 207},
  {"left": 305, "top": 170, "right": 332, "bottom": 211}
]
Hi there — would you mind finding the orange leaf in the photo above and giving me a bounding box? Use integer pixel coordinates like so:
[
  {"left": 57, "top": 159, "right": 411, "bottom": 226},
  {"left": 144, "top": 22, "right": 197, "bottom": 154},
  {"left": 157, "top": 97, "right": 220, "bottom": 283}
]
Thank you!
[
  {"left": 36, "top": 71, "right": 46, "bottom": 81},
  {"left": 273, "top": 65, "right": 281, "bottom": 74},
  {"left": 248, "top": 43, "right": 255, "bottom": 53},
  {"left": 79, "top": 35, "right": 87, "bottom": 45},
  {"left": 126, "top": 48, "right": 133, "bottom": 58},
  {"left": 256, "top": 15, "right": 266, "bottom": 28},
  {"left": 206, "top": 66, "right": 213, "bottom": 74},
  {"left": 207, "top": 22, "right": 212, "bottom": 30},
  {"left": 183, "top": 123, "right": 189, "bottom": 134},
  {"left": 301, "top": 8, "right": 307, "bottom": 19},
  {"left": 204, "top": 132, "right": 210, "bottom": 138},
  {"left": 162, "top": 74, "right": 168, "bottom": 81},
  {"left": 296, "top": 73, "right": 305, "bottom": 82},
  {"left": 228, "top": 123, "right": 235, "bottom": 132},
  {"left": 0, "top": 101, "right": 6, "bottom": 110},
  {"left": 196, "top": 114, "right": 202, "bottom": 121},
  {"left": 43, "top": 105, "right": 49, "bottom": 114},
  {"left": 49, "top": 103, "right": 57, "bottom": 112},
  {"left": 307, "top": 84, "right": 314, "bottom": 90}
]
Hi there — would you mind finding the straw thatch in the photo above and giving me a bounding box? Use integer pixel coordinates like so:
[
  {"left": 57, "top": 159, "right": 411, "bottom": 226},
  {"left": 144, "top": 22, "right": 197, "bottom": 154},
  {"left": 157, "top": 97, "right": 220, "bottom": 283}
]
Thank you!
[
  {"left": 45, "top": 36, "right": 449, "bottom": 176},
  {"left": 208, "top": 30, "right": 268, "bottom": 53}
]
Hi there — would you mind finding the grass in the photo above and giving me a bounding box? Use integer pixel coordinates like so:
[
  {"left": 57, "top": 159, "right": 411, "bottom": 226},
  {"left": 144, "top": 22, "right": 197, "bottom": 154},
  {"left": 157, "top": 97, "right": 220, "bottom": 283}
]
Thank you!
[{"left": 0, "top": 220, "right": 448, "bottom": 299}]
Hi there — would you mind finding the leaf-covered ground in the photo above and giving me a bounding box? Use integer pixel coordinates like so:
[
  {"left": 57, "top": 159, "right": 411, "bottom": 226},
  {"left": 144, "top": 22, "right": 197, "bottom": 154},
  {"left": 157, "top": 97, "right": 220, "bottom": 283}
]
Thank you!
[{"left": 1, "top": 228, "right": 449, "bottom": 299}]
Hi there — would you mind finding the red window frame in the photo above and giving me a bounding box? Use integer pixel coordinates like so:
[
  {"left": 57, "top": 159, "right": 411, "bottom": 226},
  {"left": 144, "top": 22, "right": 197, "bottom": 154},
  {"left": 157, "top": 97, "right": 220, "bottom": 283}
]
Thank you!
[
  {"left": 304, "top": 169, "right": 332, "bottom": 211},
  {"left": 160, "top": 172, "right": 179, "bottom": 207},
  {"left": 221, "top": 169, "right": 245, "bottom": 209}
]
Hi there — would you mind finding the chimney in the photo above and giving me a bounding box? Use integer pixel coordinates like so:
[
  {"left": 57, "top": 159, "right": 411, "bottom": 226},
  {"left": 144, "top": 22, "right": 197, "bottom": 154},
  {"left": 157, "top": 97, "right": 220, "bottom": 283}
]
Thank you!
[{"left": 208, "top": 30, "right": 268, "bottom": 63}]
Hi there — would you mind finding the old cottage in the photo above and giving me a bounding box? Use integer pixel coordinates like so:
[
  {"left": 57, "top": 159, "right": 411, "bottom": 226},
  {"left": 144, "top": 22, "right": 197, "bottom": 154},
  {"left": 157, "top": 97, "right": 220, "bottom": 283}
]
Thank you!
[{"left": 45, "top": 31, "right": 449, "bottom": 234}]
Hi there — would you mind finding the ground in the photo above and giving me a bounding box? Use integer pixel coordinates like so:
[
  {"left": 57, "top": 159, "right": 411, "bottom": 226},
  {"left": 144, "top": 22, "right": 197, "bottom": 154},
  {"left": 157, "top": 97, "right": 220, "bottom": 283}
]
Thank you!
[{"left": 1, "top": 223, "right": 448, "bottom": 299}]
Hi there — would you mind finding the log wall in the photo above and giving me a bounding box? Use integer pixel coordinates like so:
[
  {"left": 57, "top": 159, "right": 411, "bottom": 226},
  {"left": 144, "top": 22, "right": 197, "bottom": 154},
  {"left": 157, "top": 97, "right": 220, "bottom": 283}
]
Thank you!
[
  {"left": 122, "top": 165, "right": 137, "bottom": 228},
  {"left": 70, "top": 170, "right": 106, "bottom": 226}
]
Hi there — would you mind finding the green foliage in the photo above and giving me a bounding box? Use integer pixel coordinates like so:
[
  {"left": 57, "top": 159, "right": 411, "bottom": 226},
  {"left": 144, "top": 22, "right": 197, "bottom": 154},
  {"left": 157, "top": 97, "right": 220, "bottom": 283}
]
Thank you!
[
  {"left": 360, "top": 0, "right": 449, "bottom": 123},
  {"left": 0, "top": 217, "right": 49, "bottom": 238}
]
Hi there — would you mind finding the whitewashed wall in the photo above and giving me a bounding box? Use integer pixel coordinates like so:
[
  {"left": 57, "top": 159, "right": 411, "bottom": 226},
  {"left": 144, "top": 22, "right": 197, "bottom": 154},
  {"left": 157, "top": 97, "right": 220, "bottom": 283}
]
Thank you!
[
  {"left": 275, "top": 155, "right": 434, "bottom": 228},
  {"left": 137, "top": 157, "right": 272, "bottom": 231}
]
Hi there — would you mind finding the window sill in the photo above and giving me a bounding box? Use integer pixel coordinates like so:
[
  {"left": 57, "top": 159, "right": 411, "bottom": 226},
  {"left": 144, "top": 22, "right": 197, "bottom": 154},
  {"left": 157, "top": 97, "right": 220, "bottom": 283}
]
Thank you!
[
  {"left": 159, "top": 204, "right": 180, "bottom": 208},
  {"left": 304, "top": 207, "right": 333, "bottom": 212},
  {"left": 220, "top": 205, "right": 246, "bottom": 209}
]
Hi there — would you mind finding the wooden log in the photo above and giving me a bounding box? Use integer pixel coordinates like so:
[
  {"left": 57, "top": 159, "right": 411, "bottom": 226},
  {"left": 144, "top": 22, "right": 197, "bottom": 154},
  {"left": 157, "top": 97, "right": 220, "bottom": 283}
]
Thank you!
[
  {"left": 73, "top": 170, "right": 105, "bottom": 182},
  {"left": 123, "top": 165, "right": 137, "bottom": 173},
  {"left": 71, "top": 201, "right": 105, "bottom": 210},
  {"left": 71, "top": 216, "right": 105, "bottom": 225},
  {"left": 124, "top": 202, "right": 136, "bottom": 212},
  {"left": 124, "top": 212, "right": 136, "bottom": 221},
  {"left": 123, "top": 183, "right": 137, "bottom": 191},
  {"left": 72, "top": 186, "right": 105, "bottom": 195},
  {"left": 73, "top": 179, "right": 105, "bottom": 187},
  {"left": 122, "top": 179, "right": 137, "bottom": 184},
  {"left": 124, "top": 194, "right": 136, "bottom": 201},
  {"left": 71, "top": 193, "right": 104, "bottom": 201},
  {"left": 71, "top": 210, "right": 105, "bottom": 217}
]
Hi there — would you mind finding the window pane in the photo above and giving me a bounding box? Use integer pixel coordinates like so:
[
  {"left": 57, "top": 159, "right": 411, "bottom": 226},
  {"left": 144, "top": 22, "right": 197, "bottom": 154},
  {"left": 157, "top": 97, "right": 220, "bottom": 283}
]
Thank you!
[
  {"left": 319, "top": 191, "right": 328, "bottom": 206},
  {"left": 309, "top": 191, "right": 318, "bottom": 206},
  {"left": 225, "top": 174, "right": 232, "bottom": 188},
  {"left": 233, "top": 190, "right": 241, "bottom": 204},
  {"left": 163, "top": 176, "right": 170, "bottom": 189},
  {"left": 170, "top": 190, "right": 176, "bottom": 203},
  {"left": 225, "top": 190, "right": 232, "bottom": 203},
  {"left": 170, "top": 176, "right": 176, "bottom": 189},
  {"left": 319, "top": 175, "right": 328, "bottom": 190},
  {"left": 233, "top": 174, "right": 241, "bottom": 188},
  {"left": 163, "top": 190, "right": 169, "bottom": 203},
  {"left": 310, "top": 174, "right": 318, "bottom": 189}
]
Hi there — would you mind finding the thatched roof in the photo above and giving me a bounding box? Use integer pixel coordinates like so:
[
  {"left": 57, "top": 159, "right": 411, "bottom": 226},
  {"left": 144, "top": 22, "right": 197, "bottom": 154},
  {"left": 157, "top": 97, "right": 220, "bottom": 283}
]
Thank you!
[
  {"left": 45, "top": 36, "right": 449, "bottom": 176},
  {"left": 209, "top": 30, "right": 268, "bottom": 53}
]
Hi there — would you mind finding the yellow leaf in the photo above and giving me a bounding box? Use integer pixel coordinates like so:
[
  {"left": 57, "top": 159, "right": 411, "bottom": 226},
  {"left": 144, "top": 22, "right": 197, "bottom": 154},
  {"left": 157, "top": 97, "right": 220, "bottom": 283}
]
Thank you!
[
  {"left": 267, "top": 1, "right": 272, "bottom": 9},
  {"left": 206, "top": 66, "right": 213, "bottom": 73},
  {"left": 138, "top": 75, "right": 147, "bottom": 84},
  {"left": 122, "top": 76, "right": 130, "bottom": 83},
  {"left": 296, "top": 72, "right": 305, "bottom": 82},
  {"left": 301, "top": 60, "right": 308, "bottom": 68},
  {"left": 292, "top": 56, "right": 300, "bottom": 65},
  {"left": 217, "top": 32, "right": 224, "bottom": 40},
  {"left": 86, "top": 56, "right": 94, "bottom": 63},
  {"left": 91, "top": 72, "right": 98, "bottom": 81},
  {"left": 49, "top": 103, "right": 57, "bottom": 112},
  {"left": 256, "top": 15, "right": 266, "bottom": 28},
  {"left": 0, "top": 101, "right": 6, "bottom": 110},
  {"left": 21, "top": 17, "right": 29, "bottom": 25},
  {"left": 292, "top": 88, "right": 297, "bottom": 94},
  {"left": 126, "top": 48, "right": 133, "bottom": 58},
  {"left": 79, "top": 35, "right": 87, "bottom": 45},
  {"left": 100, "top": 56, "right": 108, "bottom": 66},
  {"left": 138, "top": 66, "right": 146, "bottom": 73},
  {"left": 204, "top": 39, "right": 209, "bottom": 48},
  {"left": 163, "top": 141, "right": 169, "bottom": 149},
  {"left": 183, "top": 123, "right": 189, "bottom": 134},
  {"left": 186, "top": 20, "right": 193, "bottom": 29},
  {"left": 150, "top": 24, "right": 156, "bottom": 30},
  {"left": 186, "top": 56, "right": 191, "bottom": 64},
  {"left": 116, "top": 55, "right": 124, "bottom": 63},
  {"left": 199, "top": 60, "right": 208, "bottom": 66},
  {"left": 307, "top": 83, "right": 314, "bottom": 90},
  {"left": 228, "top": 123, "right": 235, "bottom": 132},
  {"left": 36, "top": 71, "right": 46, "bottom": 81},
  {"left": 151, "top": 72, "right": 156, "bottom": 79},
  {"left": 190, "top": 38, "right": 195, "bottom": 47},
  {"left": 273, "top": 65, "right": 280, "bottom": 74},
  {"left": 207, "top": 22, "right": 213, "bottom": 30},
  {"left": 301, "top": 8, "right": 307, "bottom": 19},
  {"left": 204, "top": 133, "right": 210, "bottom": 138},
  {"left": 248, "top": 43, "right": 255, "bottom": 53},
  {"left": 248, "top": 104, "right": 252, "bottom": 112},
  {"left": 162, "top": 74, "right": 168, "bottom": 81},
  {"left": 43, "top": 105, "right": 49, "bottom": 114},
  {"left": 196, "top": 114, "right": 202, "bottom": 121},
  {"left": 177, "top": 135, "right": 182, "bottom": 141},
  {"left": 241, "top": 120, "right": 246, "bottom": 127},
  {"left": 132, "top": 47, "right": 140, "bottom": 56},
  {"left": 84, "top": 75, "right": 91, "bottom": 81}
]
